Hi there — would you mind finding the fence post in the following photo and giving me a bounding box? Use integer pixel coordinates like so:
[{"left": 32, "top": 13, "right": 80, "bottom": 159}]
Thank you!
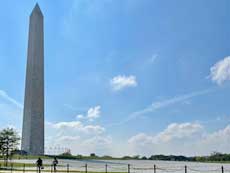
[
  {"left": 105, "top": 164, "right": 108, "bottom": 173},
  {"left": 185, "top": 165, "right": 187, "bottom": 173},
  {"left": 23, "top": 164, "right": 25, "bottom": 173},
  {"left": 51, "top": 164, "right": 53, "bottom": 173},
  {"left": 85, "top": 164, "right": 88, "bottom": 173},
  {"left": 10, "top": 163, "right": 13, "bottom": 173},
  {"left": 128, "top": 164, "right": 130, "bottom": 173},
  {"left": 154, "top": 164, "right": 156, "bottom": 173},
  {"left": 222, "top": 166, "right": 224, "bottom": 173},
  {"left": 67, "top": 164, "right": 69, "bottom": 173}
]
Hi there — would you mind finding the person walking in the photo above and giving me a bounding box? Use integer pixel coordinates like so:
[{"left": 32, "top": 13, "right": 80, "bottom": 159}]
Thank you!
[
  {"left": 53, "top": 157, "right": 58, "bottom": 172},
  {"left": 36, "top": 157, "right": 43, "bottom": 173}
]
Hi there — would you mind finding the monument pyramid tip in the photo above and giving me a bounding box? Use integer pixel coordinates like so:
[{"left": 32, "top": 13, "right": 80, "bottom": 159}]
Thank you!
[{"left": 31, "top": 3, "right": 43, "bottom": 16}]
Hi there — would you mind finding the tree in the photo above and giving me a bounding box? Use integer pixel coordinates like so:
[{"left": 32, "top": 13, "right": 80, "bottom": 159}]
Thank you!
[
  {"left": 0, "top": 128, "right": 20, "bottom": 166},
  {"left": 141, "top": 156, "right": 147, "bottom": 160},
  {"left": 90, "top": 153, "right": 96, "bottom": 157},
  {"left": 132, "top": 155, "right": 140, "bottom": 159}
]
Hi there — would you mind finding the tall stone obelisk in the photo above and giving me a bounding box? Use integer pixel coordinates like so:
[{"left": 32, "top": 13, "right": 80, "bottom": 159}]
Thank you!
[{"left": 21, "top": 3, "right": 44, "bottom": 155}]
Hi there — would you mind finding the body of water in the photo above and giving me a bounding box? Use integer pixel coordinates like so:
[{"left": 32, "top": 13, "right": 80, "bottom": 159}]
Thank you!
[{"left": 10, "top": 159, "right": 230, "bottom": 173}]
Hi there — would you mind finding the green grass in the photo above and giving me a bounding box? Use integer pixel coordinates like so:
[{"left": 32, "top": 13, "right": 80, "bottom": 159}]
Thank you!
[
  {"left": 11, "top": 154, "right": 51, "bottom": 160},
  {"left": 0, "top": 161, "right": 50, "bottom": 167}
]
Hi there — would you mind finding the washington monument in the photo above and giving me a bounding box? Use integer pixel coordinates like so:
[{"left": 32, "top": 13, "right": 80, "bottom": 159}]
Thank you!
[{"left": 21, "top": 3, "right": 44, "bottom": 155}]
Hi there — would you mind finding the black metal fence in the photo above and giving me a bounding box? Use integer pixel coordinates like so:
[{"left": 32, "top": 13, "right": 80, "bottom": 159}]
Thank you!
[{"left": 0, "top": 163, "right": 230, "bottom": 173}]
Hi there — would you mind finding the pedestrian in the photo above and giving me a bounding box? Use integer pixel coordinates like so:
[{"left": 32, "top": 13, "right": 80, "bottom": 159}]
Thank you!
[
  {"left": 53, "top": 157, "right": 58, "bottom": 172},
  {"left": 36, "top": 157, "right": 43, "bottom": 173}
]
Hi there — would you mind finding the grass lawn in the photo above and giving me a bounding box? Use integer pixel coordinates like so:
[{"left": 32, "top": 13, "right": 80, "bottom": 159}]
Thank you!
[{"left": 0, "top": 161, "right": 50, "bottom": 167}]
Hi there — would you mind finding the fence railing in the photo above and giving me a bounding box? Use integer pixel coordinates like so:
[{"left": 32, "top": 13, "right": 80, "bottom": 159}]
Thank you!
[{"left": 0, "top": 163, "right": 229, "bottom": 173}]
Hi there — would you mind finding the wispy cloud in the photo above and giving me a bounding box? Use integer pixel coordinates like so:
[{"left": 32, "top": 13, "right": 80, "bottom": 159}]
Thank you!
[
  {"left": 150, "top": 54, "right": 158, "bottom": 64},
  {"left": 110, "top": 88, "right": 214, "bottom": 126},
  {"left": 0, "top": 90, "right": 22, "bottom": 109},
  {"left": 64, "top": 104, "right": 87, "bottom": 112}
]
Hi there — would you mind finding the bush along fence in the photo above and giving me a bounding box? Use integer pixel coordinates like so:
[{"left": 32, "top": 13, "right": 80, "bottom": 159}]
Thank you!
[{"left": 0, "top": 163, "right": 230, "bottom": 173}]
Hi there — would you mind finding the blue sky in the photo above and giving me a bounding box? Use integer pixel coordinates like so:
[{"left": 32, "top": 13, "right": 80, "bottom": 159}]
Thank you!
[{"left": 0, "top": 0, "right": 230, "bottom": 156}]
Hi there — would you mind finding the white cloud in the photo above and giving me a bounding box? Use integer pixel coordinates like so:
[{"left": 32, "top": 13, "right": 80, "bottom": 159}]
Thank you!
[
  {"left": 51, "top": 121, "right": 82, "bottom": 129},
  {"left": 81, "top": 136, "right": 113, "bottom": 155},
  {"left": 77, "top": 114, "right": 84, "bottom": 119},
  {"left": 129, "top": 122, "right": 203, "bottom": 145},
  {"left": 128, "top": 133, "right": 154, "bottom": 146},
  {"left": 210, "top": 56, "right": 230, "bottom": 85},
  {"left": 45, "top": 120, "right": 112, "bottom": 155},
  {"left": 201, "top": 125, "right": 230, "bottom": 152},
  {"left": 87, "top": 106, "right": 101, "bottom": 120},
  {"left": 128, "top": 122, "right": 230, "bottom": 156},
  {"left": 110, "top": 75, "right": 137, "bottom": 91},
  {"left": 83, "top": 136, "right": 112, "bottom": 146},
  {"left": 49, "top": 121, "right": 105, "bottom": 135},
  {"left": 57, "top": 136, "right": 81, "bottom": 143},
  {"left": 76, "top": 106, "right": 101, "bottom": 121},
  {"left": 155, "top": 123, "right": 203, "bottom": 142}
]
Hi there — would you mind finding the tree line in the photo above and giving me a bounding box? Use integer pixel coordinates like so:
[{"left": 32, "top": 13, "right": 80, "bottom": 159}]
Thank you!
[
  {"left": 121, "top": 153, "right": 230, "bottom": 162},
  {"left": 56, "top": 152, "right": 230, "bottom": 162}
]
